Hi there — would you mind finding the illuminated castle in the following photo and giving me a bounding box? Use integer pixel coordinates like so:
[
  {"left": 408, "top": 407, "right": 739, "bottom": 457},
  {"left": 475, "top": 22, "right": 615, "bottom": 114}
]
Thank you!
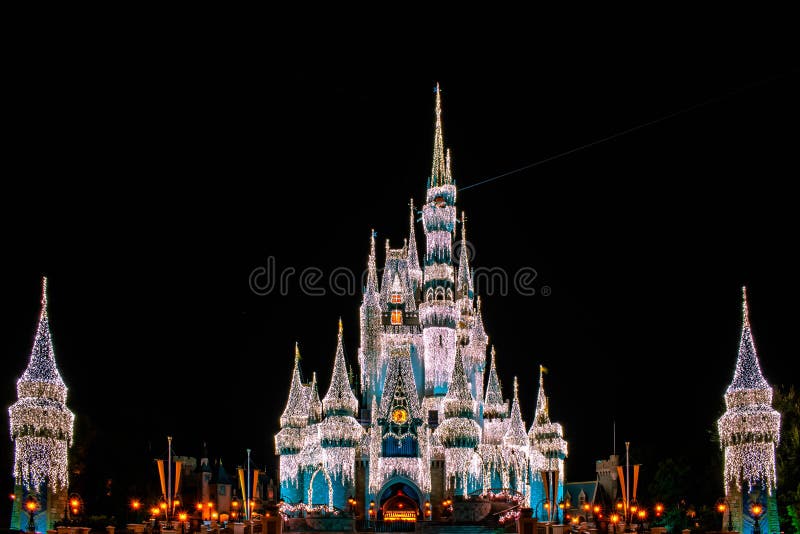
[
  {"left": 8, "top": 278, "right": 74, "bottom": 532},
  {"left": 717, "top": 289, "right": 780, "bottom": 534},
  {"left": 274, "top": 86, "right": 568, "bottom": 522}
]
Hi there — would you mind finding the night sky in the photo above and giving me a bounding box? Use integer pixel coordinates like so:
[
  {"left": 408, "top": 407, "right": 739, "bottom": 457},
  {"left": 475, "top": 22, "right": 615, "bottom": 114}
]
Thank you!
[{"left": 2, "top": 35, "right": 798, "bottom": 523}]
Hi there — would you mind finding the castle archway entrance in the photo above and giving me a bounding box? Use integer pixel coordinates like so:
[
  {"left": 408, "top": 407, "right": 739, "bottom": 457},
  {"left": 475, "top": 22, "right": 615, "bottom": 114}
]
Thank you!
[{"left": 378, "top": 479, "right": 422, "bottom": 523}]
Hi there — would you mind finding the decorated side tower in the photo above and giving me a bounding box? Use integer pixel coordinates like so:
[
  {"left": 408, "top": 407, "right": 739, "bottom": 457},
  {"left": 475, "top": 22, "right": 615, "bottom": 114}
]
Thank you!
[
  {"left": 717, "top": 288, "right": 780, "bottom": 534},
  {"left": 274, "top": 85, "right": 568, "bottom": 521},
  {"left": 9, "top": 278, "right": 74, "bottom": 532}
]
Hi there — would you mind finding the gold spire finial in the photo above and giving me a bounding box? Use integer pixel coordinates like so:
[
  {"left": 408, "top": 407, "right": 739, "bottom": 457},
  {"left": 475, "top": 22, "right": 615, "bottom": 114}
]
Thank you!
[
  {"left": 294, "top": 341, "right": 301, "bottom": 362},
  {"left": 338, "top": 317, "right": 343, "bottom": 336}
]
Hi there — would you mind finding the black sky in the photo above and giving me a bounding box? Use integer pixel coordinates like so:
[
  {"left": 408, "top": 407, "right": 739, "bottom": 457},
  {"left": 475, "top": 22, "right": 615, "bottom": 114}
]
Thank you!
[{"left": 2, "top": 31, "right": 798, "bottom": 521}]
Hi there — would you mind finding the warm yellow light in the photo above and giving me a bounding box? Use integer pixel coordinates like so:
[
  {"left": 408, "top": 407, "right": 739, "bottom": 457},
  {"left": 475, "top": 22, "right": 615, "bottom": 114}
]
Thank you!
[
  {"left": 132, "top": 500, "right": 141, "bottom": 510},
  {"left": 616, "top": 502, "right": 623, "bottom": 510},
  {"left": 72, "top": 508, "right": 78, "bottom": 515},
  {"left": 232, "top": 501, "right": 238, "bottom": 508},
  {"left": 752, "top": 505, "right": 762, "bottom": 516},
  {"left": 594, "top": 506, "right": 600, "bottom": 513},
  {"left": 638, "top": 510, "right": 646, "bottom": 519},
  {"left": 611, "top": 514, "right": 620, "bottom": 523},
  {"left": 26, "top": 501, "right": 37, "bottom": 511},
  {"left": 178, "top": 513, "right": 187, "bottom": 521},
  {"left": 718, "top": 504, "right": 727, "bottom": 513},
  {"left": 174, "top": 500, "right": 180, "bottom": 507},
  {"left": 207, "top": 502, "right": 213, "bottom": 508},
  {"left": 559, "top": 503, "right": 565, "bottom": 509},
  {"left": 211, "top": 512, "right": 218, "bottom": 519},
  {"left": 572, "top": 517, "right": 579, "bottom": 524},
  {"left": 196, "top": 503, "right": 203, "bottom": 511},
  {"left": 583, "top": 504, "right": 591, "bottom": 511},
  {"left": 631, "top": 505, "right": 638, "bottom": 513},
  {"left": 655, "top": 504, "right": 664, "bottom": 513},
  {"left": 151, "top": 507, "right": 160, "bottom": 516},
  {"left": 544, "top": 502, "right": 550, "bottom": 509}
]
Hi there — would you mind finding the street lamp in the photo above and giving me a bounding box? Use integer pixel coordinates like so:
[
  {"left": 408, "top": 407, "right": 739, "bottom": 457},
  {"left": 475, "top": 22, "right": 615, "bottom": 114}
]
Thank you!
[
  {"left": 582, "top": 503, "right": 591, "bottom": 522},
  {"left": 24, "top": 495, "right": 39, "bottom": 533},
  {"left": 558, "top": 499, "right": 566, "bottom": 524},
  {"left": 715, "top": 498, "right": 734, "bottom": 532},
  {"left": 751, "top": 504, "right": 763, "bottom": 534},
  {"left": 610, "top": 513, "right": 620, "bottom": 534}
]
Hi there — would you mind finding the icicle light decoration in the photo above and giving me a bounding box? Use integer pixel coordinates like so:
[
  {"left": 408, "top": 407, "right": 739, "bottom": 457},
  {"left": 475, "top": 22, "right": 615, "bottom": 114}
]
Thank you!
[
  {"left": 717, "top": 288, "right": 780, "bottom": 494},
  {"left": 9, "top": 278, "right": 74, "bottom": 491}
]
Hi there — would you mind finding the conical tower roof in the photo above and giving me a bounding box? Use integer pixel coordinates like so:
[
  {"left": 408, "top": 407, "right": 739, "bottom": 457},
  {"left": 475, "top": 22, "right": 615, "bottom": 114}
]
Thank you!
[
  {"left": 322, "top": 319, "right": 359, "bottom": 417},
  {"left": 484, "top": 346, "right": 507, "bottom": 418},
  {"left": 279, "top": 343, "right": 309, "bottom": 428},
  {"left": 17, "top": 277, "right": 67, "bottom": 403},
  {"left": 727, "top": 287, "right": 770, "bottom": 393},
  {"left": 503, "top": 377, "right": 528, "bottom": 447},
  {"left": 443, "top": 348, "right": 475, "bottom": 418},
  {"left": 429, "top": 83, "right": 449, "bottom": 188}
]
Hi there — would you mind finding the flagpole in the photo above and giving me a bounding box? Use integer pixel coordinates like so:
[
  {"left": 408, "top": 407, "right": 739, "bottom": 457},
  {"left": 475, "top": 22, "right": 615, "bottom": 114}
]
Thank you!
[
  {"left": 168, "top": 436, "right": 173, "bottom": 526},
  {"left": 246, "top": 449, "right": 251, "bottom": 522},
  {"left": 625, "top": 442, "right": 630, "bottom": 524}
]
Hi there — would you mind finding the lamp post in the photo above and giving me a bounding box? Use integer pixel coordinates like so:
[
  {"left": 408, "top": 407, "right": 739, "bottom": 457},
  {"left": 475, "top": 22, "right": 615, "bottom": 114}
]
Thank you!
[
  {"left": 716, "top": 498, "right": 734, "bottom": 532},
  {"left": 610, "top": 513, "right": 620, "bottom": 534},
  {"left": 558, "top": 499, "right": 566, "bottom": 525},
  {"left": 582, "top": 503, "right": 591, "bottom": 523},
  {"left": 24, "top": 495, "right": 39, "bottom": 533},
  {"left": 751, "top": 504, "right": 763, "bottom": 534},
  {"left": 368, "top": 500, "right": 375, "bottom": 525}
]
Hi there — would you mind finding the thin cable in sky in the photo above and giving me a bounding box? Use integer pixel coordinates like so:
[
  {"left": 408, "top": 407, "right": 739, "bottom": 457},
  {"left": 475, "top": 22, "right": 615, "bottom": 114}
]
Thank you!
[{"left": 460, "top": 73, "right": 791, "bottom": 192}]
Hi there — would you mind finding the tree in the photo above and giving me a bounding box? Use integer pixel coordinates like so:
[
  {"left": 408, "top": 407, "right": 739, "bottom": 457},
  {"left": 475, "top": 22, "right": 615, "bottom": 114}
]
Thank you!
[{"left": 774, "top": 385, "right": 800, "bottom": 534}]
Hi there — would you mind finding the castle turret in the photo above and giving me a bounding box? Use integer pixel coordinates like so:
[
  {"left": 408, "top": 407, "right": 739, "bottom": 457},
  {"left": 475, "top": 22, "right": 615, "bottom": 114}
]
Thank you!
[
  {"left": 503, "top": 377, "right": 530, "bottom": 494},
  {"left": 420, "top": 83, "right": 459, "bottom": 396},
  {"left": 434, "top": 348, "right": 480, "bottom": 495},
  {"left": 529, "top": 366, "right": 567, "bottom": 520},
  {"left": 9, "top": 278, "right": 74, "bottom": 532},
  {"left": 275, "top": 344, "right": 308, "bottom": 494},
  {"left": 319, "top": 320, "right": 363, "bottom": 486},
  {"left": 359, "top": 231, "right": 383, "bottom": 408},
  {"left": 407, "top": 200, "right": 423, "bottom": 293},
  {"left": 717, "top": 288, "right": 780, "bottom": 534}
]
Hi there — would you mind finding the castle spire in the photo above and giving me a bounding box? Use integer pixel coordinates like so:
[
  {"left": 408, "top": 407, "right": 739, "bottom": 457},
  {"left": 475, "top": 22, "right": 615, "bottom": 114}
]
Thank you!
[
  {"left": 430, "top": 83, "right": 448, "bottom": 188},
  {"left": 718, "top": 287, "right": 780, "bottom": 501},
  {"left": 279, "top": 344, "right": 308, "bottom": 428},
  {"left": 18, "top": 277, "right": 66, "bottom": 398},
  {"left": 727, "top": 286, "right": 769, "bottom": 392},
  {"left": 10, "top": 277, "right": 74, "bottom": 491},
  {"left": 456, "top": 211, "right": 473, "bottom": 300},
  {"left": 446, "top": 148, "right": 453, "bottom": 183},
  {"left": 407, "top": 200, "right": 422, "bottom": 287},
  {"left": 308, "top": 372, "right": 323, "bottom": 424},
  {"left": 504, "top": 377, "right": 528, "bottom": 447},
  {"left": 323, "top": 319, "right": 359, "bottom": 417},
  {"left": 443, "top": 347, "right": 475, "bottom": 418},
  {"left": 365, "top": 230, "right": 379, "bottom": 297},
  {"left": 484, "top": 346, "right": 506, "bottom": 417},
  {"left": 534, "top": 365, "right": 550, "bottom": 426}
]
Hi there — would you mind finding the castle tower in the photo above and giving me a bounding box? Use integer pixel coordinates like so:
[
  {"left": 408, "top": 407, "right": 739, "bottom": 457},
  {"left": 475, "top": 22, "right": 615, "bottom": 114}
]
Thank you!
[
  {"left": 717, "top": 288, "right": 780, "bottom": 534},
  {"left": 358, "top": 231, "right": 382, "bottom": 409},
  {"left": 317, "top": 320, "right": 363, "bottom": 507},
  {"left": 434, "top": 348, "right": 481, "bottom": 496},
  {"left": 420, "top": 83, "right": 458, "bottom": 398},
  {"left": 503, "top": 378, "right": 530, "bottom": 495},
  {"left": 8, "top": 278, "right": 74, "bottom": 532},
  {"left": 407, "top": 200, "right": 423, "bottom": 294},
  {"left": 274, "top": 343, "right": 310, "bottom": 503},
  {"left": 529, "top": 366, "right": 568, "bottom": 520}
]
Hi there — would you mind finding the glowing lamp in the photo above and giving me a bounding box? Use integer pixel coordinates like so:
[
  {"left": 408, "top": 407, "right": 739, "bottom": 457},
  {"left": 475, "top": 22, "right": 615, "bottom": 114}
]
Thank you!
[
  {"left": 178, "top": 513, "right": 187, "bottom": 521},
  {"left": 638, "top": 510, "right": 646, "bottom": 519},
  {"left": 718, "top": 503, "right": 727, "bottom": 513},
  {"left": 132, "top": 500, "right": 141, "bottom": 510},
  {"left": 752, "top": 505, "right": 762, "bottom": 516},
  {"left": 26, "top": 501, "right": 37, "bottom": 512}
]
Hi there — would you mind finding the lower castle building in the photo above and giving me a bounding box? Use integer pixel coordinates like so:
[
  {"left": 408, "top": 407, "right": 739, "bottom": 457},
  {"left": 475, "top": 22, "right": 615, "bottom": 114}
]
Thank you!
[{"left": 274, "top": 86, "right": 568, "bottom": 522}]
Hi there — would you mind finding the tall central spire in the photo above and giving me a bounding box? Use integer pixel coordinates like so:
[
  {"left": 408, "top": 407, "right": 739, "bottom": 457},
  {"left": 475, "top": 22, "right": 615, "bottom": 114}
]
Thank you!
[{"left": 430, "top": 83, "right": 449, "bottom": 188}]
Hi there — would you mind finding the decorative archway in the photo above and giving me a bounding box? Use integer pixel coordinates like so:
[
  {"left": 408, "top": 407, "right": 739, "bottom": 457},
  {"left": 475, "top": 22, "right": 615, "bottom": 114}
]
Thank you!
[
  {"left": 308, "top": 466, "right": 333, "bottom": 508},
  {"left": 378, "top": 478, "right": 423, "bottom": 522}
]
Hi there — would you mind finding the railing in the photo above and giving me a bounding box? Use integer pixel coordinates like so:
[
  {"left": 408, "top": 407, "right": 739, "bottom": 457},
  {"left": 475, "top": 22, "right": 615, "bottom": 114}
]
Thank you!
[{"left": 355, "top": 519, "right": 418, "bottom": 532}]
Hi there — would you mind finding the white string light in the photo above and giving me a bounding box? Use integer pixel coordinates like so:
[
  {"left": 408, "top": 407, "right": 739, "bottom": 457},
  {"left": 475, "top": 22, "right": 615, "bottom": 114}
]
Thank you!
[
  {"left": 9, "top": 278, "right": 74, "bottom": 492},
  {"left": 717, "top": 288, "right": 780, "bottom": 495}
]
